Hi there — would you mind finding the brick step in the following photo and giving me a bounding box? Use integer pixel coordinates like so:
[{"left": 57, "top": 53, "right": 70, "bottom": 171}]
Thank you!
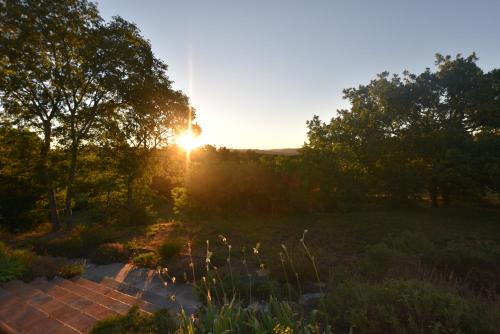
[
  {"left": 0, "top": 286, "right": 78, "bottom": 334},
  {"left": 50, "top": 277, "right": 132, "bottom": 316},
  {"left": 97, "top": 277, "right": 180, "bottom": 312},
  {"left": 69, "top": 277, "right": 157, "bottom": 313},
  {"left": 2, "top": 280, "right": 97, "bottom": 333},
  {"left": 29, "top": 277, "right": 119, "bottom": 320}
]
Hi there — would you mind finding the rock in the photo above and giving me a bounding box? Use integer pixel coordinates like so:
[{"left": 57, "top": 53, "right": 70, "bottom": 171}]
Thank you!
[{"left": 298, "top": 292, "right": 325, "bottom": 307}]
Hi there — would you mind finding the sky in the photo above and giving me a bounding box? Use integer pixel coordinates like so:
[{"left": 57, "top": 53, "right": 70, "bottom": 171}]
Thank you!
[{"left": 97, "top": 0, "right": 500, "bottom": 149}]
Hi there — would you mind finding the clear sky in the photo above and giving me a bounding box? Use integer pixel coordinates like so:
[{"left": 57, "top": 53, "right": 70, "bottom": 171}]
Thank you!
[{"left": 97, "top": 0, "right": 500, "bottom": 149}]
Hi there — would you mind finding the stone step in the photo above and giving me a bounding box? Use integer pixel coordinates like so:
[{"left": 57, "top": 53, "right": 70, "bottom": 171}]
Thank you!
[
  {"left": 51, "top": 277, "right": 131, "bottom": 316},
  {"left": 70, "top": 277, "right": 157, "bottom": 313},
  {"left": 98, "top": 276, "right": 197, "bottom": 314}
]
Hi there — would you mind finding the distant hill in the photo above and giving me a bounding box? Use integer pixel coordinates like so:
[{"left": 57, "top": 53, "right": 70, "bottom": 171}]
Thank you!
[{"left": 235, "top": 148, "right": 300, "bottom": 156}]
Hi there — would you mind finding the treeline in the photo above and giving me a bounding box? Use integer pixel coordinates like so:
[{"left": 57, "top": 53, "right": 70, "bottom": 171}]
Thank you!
[
  {"left": 175, "top": 54, "right": 500, "bottom": 216},
  {"left": 0, "top": 0, "right": 193, "bottom": 231}
]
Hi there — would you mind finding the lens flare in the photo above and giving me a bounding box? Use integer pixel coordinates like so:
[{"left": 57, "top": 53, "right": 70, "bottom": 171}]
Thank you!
[{"left": 176, "top": 131, "right": 201, "bottom": 152}]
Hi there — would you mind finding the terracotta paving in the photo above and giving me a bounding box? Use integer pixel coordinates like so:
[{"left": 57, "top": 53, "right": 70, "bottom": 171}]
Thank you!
[{"left": 0, "top": 276, "right": 161, "bottom": 334}]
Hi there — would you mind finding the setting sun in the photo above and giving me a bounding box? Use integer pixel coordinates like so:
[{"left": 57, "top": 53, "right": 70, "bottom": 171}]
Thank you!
[{"left": 176, "top": 131, "right": 202, "bottom": 151}]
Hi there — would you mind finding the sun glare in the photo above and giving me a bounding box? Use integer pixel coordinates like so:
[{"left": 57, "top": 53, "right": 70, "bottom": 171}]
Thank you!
[{"left": 176, "top": 132, "right": 202, "bottom": 152}]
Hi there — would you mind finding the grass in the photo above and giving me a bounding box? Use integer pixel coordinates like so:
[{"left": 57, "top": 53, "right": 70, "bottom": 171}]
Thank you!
[{"left": 88, "top": 207, "right": 500, "bottom": 333}]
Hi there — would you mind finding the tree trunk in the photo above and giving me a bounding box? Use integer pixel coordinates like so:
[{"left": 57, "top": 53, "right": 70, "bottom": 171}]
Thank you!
[
  {"left": 65, "top": 141, "right": 78, "bottom": 227},
  {"left": 40, "top": 124, "right": 60, "bottom": 231}
]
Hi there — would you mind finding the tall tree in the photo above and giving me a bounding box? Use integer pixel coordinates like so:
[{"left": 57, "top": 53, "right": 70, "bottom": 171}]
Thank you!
[
  {"left": 303, "top": 54, "right": 500, "bottom": 208},
  {"left": 0, "top": 0, "right": 102, "bottom": 229},
  {"left": 103, "top": 21, "right": 194, "bottom": 218}
]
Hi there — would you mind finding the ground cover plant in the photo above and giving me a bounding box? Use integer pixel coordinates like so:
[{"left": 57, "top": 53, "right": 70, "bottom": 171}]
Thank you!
[{"left": 5, "top": 207, "right": 499, "bottom": 333}]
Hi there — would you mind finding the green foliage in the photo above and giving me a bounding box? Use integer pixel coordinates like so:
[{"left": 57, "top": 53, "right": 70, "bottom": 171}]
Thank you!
[
  {"left": 91, "top": 243, "right": 130, "bottom": 265},
  {"left": 304, "top": 54, "right": 500, "bottom": 208},
  {"left": 58, "top": 263, "right": 85, "bottom": 278},
  {"left": 0, "top": 243, "right": 81, "bottom": 282},
  {"left": 131, "top": 252, "right": 159, "bottom": 268},
  {"left": 178, "top": 296, "right": 321, "bottom": 334},
  {"left": 360, "top": 232, "right": 500, "bottom": 291},
  {"left": 90, "top": 305, "right": 176, "bottom": 334},
  {"left": 41, "top": 237, "right": 85, "bottom": 258},
  {"left": 20, "top": 256, "right": 82, "bottom": 281},
  {"left": 0, "top": 242, "right": 26, "bottom": 282},
  {"left": 326, "top": 279, "right": 499, "bottom": 334},
  {"left": 0, "top": 127, "right": 44, "bottom": 232},
  {"left": 36, "top": 225, "right": 122, "bottom": 258},
  {"left": 158, "top": 238, "right": 184, "bottom": 262},
  {"left": 171, "top": 187, "right": 192, "bottom": 216}
]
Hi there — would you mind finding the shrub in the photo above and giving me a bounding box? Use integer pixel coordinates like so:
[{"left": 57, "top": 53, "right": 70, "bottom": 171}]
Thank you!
[
  {"left": 41, "top": 237, "right": 85, "bottom": 258},
  {"left": 20, "top": 256, "right": 84, "bottom": 281},
  {"left": 434, "top": 238, "right": 500, "bottom": 271},
  {"left": 21, "top": 256, "right": 61, "bottom": 281},
  {"left": 79, "top": 226, "right": 121, "bottom": 249},
  {"left": 158, "top": 238, "right": 183, "bottom": 262},
  {"left": 90, "top": 305, "right": 176, "bottom": 334},
  {"left": 0, "top": 242, "right": 27, "bottom": 282},
  {"left": 385, "top": 231, "right": 436, "bottom": 257},
  {"left": 326, "top": 279, "right": 499, "bottom": 334},
  {"left": 58, "top": 263, "right": 84, "bottom": 278},
  {"left": 171, "top": 187, "right": 193, "bottom": 216},
  {"left": 91, "top": 243, "right": 130, "bottom": 265},
  {"left": 132, "top": 252, "right": 158, "bottom": 268},
  {"left": 360, "top": 243, "right": 413, "bottom": 279}
]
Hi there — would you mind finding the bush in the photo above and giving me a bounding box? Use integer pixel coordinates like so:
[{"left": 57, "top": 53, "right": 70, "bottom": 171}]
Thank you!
[
  {"left": 41, "top": 237, "right": 85, "bottom": 258},
  {"left": 58, "top": 263, "right": 84, "bottom": 278},
  {"left": 0, "top": 242, "right": 27, "bottom": 282},
  {"left": 171, "top": 187, "right": 193, "bottom": 216},
  {"left": 360, "top": 243, "right": 413, "bottom": 279},
  {"left": 434, "top": 238, "right": 500, "bottom": 271},
  {"left": 21, "top": 255, "right": 61, "bottom": 281},
  {"left": 36, "top": 225, "right": 122, "bottom": 259},
  {"left": 91, "top": 243, "right": 130, "bottom": 264},
  {"left": 21, "top": 256, "right": 84, "bottom": 281},
  {"left": 326, "top": 279, "right": 499, "bottom": 334},
  {"left": 90, "top": 305, "right": 176, "bottom": 334},
  {"left": 78, "top": 226, "right": 121, "bottom": 249},
  {"left": 158, "top": 238, "right": 183, "bottom": 262},
  {"left": 131, "top": 252, "right": 158, "bottom": 268}
]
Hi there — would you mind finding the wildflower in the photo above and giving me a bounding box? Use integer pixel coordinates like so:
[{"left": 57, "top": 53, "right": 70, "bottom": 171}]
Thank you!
[
  {"left": 274, "top": 324, "right": 293, "bottom": 334},
  {"left": 253, "top": 242, "right": 261, "bottom": 254},
  {"left": 218, "top": 234, "right": 227, "bottom": 244},
  {"left": 206, "top": 251, "right": 213, "bottom": 263}
]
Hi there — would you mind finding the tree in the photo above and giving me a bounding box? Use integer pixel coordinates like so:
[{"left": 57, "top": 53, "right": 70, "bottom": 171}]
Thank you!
[
  {"left": 0, "top": 125, "right": 44, "bottom": 231},
  {"left": 1, "top": 0, "right": 184, "bottom": 228},
  {"left": 303, "top": 54, "right": 500, "bottom": 208},
  {"left": 103, "top": 22, "right": 194, "bottom": 219},
  {"left": 0, "top": 0, "right": 102, "bottom": 229}
]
